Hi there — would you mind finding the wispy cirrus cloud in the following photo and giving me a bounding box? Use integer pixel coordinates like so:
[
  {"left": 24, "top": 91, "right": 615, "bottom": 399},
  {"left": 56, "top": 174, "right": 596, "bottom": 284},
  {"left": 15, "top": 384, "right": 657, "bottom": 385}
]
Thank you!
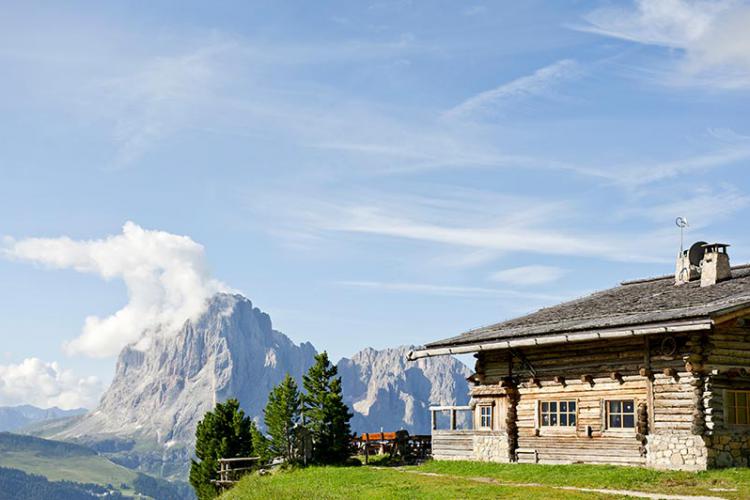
[
  {"left": 249, "top": 187, "right": 676, "bottom": 264},
  {"left": 336, "top": 280, "right": 563, "bottom": 301},
  {"left": 618, "top": 184, "right": 750, "bottom": 227},
  {"left": 444, "top": 59, "right": 581, "bottom": 120},
  {"left": 489, "top": 265, "right": 568, "bottom": 286},
  {"left": 576, "top": 0, "right": 750, "bottom": 89}
]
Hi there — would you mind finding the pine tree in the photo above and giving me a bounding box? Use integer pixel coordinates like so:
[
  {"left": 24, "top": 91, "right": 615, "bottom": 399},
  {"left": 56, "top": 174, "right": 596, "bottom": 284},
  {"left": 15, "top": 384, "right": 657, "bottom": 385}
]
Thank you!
[
  {"left": 264, "top": 374, "right": 302, "bottom": 463},
  {"left": 302, "top": 352, "right": 353, "bottom": 464},
  {"left": 189, "top": 399, "right": 255, "bottom": 500}
]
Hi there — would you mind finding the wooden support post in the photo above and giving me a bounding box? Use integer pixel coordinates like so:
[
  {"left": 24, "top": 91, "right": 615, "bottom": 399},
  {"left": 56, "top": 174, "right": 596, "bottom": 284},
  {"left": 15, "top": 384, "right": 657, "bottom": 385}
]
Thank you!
[
  {"left": 431, "top": 410, "right": 436, "bottom": 431},
  {"left": 450, "top": 409, "right": 456, "bottom": 430},
  {"left": 364, "top": 434, "right": 369, "bottom": 465}
]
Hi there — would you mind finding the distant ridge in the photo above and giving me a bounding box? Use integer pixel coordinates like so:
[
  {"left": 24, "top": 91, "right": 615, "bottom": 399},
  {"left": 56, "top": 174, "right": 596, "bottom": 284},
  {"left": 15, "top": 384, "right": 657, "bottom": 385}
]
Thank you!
[{"left": 0, "top": 405, "right": 87, "bottom": 433}]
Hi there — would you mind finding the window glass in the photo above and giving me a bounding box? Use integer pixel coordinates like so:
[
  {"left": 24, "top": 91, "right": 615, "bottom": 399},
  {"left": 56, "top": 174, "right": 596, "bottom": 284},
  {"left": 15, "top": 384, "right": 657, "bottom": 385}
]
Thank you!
[
  {"left": 540, "top": 400, "right": 576, "bottom": 428},
  {"left": 479, "top": 406, "right": 493, "bottom": 429},
  {"left": 607, "top": 399, "right": 635, "bottom": 429},
  {"left": 725, "top": 390, "right": 750, "bottom": 426}
]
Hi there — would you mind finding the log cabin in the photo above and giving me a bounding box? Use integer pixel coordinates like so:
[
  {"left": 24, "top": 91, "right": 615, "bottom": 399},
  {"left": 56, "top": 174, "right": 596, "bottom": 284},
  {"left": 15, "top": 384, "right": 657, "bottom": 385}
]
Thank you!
[{"left": 409, "top": 242, "right": 750, "bottom": 470}]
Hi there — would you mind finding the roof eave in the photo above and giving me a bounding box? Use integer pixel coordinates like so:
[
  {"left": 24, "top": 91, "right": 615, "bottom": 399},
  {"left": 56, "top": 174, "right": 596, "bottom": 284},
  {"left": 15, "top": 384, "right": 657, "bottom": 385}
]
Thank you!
[{"left": 407, "top": 318, "right": 713, "bottom": 361}]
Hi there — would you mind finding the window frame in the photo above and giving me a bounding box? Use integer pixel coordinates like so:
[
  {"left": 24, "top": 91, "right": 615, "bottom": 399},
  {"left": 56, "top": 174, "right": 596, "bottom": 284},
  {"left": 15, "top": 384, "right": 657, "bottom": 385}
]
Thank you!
[
  {"left": 604, "top": 399, "right": 636, "bottom": 432},
  {"left": 478, "top": 405, "right": 493, "bottom": 430},
  {"left": 537, "top": 399, "right": 578, "bottom": 432},
  {"left": 725, "top": 390, "right": 750, "bottom": 427}
]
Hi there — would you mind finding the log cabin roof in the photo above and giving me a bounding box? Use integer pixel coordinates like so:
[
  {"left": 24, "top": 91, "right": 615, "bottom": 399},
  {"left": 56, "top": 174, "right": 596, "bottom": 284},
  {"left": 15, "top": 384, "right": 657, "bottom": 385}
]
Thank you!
[{"left": 425, "top": 264, "right": 750, "bottom": 350}]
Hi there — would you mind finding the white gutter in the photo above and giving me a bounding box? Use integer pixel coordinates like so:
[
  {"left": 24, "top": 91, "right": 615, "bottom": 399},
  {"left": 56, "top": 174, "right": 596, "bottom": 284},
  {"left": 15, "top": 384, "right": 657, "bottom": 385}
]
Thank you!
[{"left": 407, "top": 319, "right": 713, "bottom": 360}]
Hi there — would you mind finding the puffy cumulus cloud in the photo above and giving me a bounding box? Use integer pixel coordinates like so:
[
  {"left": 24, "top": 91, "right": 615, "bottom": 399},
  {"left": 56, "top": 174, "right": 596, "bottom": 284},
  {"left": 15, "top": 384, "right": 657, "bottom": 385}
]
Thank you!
[
  {"left": 580, "top": 0, "right": 750, "bottom": 89},
  {"left": 3, "top": 222, "right": 228, "bottom": 357},
  {"left": 0, "top": 358, "right": 102, "bottom": 409}
]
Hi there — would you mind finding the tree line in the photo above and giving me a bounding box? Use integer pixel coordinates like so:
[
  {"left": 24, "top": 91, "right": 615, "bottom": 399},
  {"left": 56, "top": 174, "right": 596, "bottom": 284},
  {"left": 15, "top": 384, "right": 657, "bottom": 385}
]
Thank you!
[{"left": 189, "top": 352, "right": 353, "bottom": 499}]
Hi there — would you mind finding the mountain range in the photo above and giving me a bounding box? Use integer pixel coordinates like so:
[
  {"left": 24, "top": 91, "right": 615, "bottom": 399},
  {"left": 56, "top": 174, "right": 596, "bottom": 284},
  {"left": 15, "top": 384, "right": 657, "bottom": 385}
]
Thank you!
[
  {"left": 28, "top": 293, "right": 470, "bottom": 479},
  {"left": 0, "top": 405, "right": 87, "bottom": 433}
]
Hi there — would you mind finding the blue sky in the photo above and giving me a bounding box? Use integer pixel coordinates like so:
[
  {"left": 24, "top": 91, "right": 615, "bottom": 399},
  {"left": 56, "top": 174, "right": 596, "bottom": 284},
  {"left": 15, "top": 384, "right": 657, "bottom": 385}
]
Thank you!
[{"left": 1, "top": 0, "right": 750, "bottom": 409}]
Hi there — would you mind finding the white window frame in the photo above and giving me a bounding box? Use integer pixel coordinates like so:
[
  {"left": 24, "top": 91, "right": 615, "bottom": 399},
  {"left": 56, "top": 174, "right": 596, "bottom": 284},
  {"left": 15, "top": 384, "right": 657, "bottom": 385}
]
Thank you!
[
  {"left": 604, "top": 399, "right": 636, "bottom": 431},
  {"left": 479, "top": 405, "right": 493, "bottom": 429},
  {"left": 538, "top": 399, "right": 578, "bottom": 430}
]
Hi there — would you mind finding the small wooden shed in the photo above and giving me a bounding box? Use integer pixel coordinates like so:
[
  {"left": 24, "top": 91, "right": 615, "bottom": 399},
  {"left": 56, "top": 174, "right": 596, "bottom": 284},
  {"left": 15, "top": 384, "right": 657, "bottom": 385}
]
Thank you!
[{"left": 410, "top": 245, "right": 750, "bottom": 470}]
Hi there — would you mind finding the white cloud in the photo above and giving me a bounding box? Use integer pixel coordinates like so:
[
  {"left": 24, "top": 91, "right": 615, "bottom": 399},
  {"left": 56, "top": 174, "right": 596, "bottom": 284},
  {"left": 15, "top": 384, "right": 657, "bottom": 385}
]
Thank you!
[
  {"left": 336, "top": 280, "right": 562, "bottom": 301},
  {"left": 3, "top": 222, "right": 228, "bottom": 358},
  {"left": 578, "top": 0, "right": 750, "bottom": 89},
  {"left": 254, "top": 188, "right": 674, "bottom": 264},
  {"left": 619, "top": 184, "right": 750, "bottom": 226},
  {"left": 489, "top": 265, "right": 567, "bottom": 286},
  {"left": 0, "top": 358, "right": 102, "bottom": 409},
  {"left": 92, "top": 44, "right": 231, "bottom": 167},
  {"left": 444, "top": 59, "right": 581, "bottom": 120}
]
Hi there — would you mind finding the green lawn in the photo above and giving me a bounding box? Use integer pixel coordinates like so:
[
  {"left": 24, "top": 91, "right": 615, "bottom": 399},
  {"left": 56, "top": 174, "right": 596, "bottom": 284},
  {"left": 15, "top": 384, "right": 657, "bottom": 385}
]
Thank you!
[
  {"left": 411, "top": 461, "right": 748, "bottom": 499},
  {"left": 222, "top": 460, "right": 749, "bottom": 500},
  {"left": 222, "top": 465, "right": 611, "bottom": 499}
]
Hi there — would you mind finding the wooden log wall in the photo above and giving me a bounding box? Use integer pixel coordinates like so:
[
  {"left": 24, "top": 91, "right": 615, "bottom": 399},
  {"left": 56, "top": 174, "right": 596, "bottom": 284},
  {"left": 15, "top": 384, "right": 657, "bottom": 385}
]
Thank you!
[
  {"left": 431, "top": 430, "right": 474, "bottom": 460},
  {"left": 704, "top": 317, "right": 750, "bottom": 433},
  {"left": 474, "top": 332, "right": 702, "bottom": 466}
]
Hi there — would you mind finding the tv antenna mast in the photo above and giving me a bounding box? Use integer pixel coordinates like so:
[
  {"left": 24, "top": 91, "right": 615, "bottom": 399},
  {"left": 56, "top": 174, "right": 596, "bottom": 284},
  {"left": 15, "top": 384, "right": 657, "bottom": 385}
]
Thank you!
[{"left": 675, "top": 216, "right": 689, "bottom": 256}]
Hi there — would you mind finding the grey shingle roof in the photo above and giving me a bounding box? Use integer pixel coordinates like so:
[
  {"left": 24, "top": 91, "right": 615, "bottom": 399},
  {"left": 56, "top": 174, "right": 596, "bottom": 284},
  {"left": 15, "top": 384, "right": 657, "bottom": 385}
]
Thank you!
[{"left": 426, "top": 265, "right": 750, "bottom": 349}]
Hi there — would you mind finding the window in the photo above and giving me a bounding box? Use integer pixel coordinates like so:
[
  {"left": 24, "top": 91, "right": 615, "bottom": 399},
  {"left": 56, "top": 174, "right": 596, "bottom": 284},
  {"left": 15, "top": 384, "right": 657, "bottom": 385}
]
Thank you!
[
  {"left": 726, "top": 390, "right": 750, "bottom": 426},
  {"left": 606, "top": 400, "right": 635, "bottom": 429},
  {"left": 540, "top": 400, "right": 576, "bottom": 427},
  {"left": 479, "top": 405, "right": 493, "bottom": 429}
]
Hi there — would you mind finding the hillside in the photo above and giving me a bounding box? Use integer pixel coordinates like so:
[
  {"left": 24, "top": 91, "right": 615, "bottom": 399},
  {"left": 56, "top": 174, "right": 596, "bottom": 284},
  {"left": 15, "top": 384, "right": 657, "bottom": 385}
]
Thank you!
[
  {"left": 0, "top": 466, "right": 118, "bottom": 500},
  {"left": 0, "top": 433, "right": 192, "bottom": 499}
]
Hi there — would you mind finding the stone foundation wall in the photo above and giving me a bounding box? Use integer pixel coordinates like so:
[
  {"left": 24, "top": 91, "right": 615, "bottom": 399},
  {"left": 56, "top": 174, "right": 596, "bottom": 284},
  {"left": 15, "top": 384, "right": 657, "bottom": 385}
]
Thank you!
[
  {"left": 645, "top": 433, "right": 708, "bottom": 471},
  {"left": 472, "top": 433, "right": 509, "bottom": 462},
  {"left": 706, "top": 433, "right": 750, "bottom": 467}
]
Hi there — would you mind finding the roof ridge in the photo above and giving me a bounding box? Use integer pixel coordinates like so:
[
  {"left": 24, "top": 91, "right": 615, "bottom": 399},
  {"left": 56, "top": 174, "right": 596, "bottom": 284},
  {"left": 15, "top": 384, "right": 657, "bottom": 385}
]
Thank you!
[{"left": 620, "top": 263, "right": 750, "bottom": 286}]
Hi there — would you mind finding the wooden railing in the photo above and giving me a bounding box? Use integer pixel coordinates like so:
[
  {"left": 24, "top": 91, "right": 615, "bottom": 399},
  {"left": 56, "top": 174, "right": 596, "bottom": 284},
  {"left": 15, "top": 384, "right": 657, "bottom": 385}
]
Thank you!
[{"left": 212, "top": 457, "right": 260, "bottom": 490}]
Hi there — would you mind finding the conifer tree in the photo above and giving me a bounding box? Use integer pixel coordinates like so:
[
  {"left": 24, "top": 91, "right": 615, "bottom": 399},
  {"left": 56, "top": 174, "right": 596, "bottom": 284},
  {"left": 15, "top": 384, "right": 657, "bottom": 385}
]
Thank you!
[
  {"left": 302, "top": 352, "right": 353, "bottom": 464},
  {"left": 264, "top": 374, "right": 302, "bottom": 463},
  {"left": 189, "top": 399, "right": 255, "bottom": 500}
]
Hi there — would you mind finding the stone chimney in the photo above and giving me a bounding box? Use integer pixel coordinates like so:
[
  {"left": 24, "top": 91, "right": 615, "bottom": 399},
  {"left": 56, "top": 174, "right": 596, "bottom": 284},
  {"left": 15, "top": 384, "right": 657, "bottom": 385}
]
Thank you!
[
  {"left": 675, "top": 241, "right": 706, "bottom": 285},
  {"left": 700, "top": 243, "right": 731, "bottom": 287}
]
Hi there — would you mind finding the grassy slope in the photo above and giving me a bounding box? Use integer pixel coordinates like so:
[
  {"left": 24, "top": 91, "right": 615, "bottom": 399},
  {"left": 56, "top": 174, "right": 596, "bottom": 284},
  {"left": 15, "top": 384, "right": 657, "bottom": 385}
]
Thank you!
[
  {"left": 412, "top": 461, "right": 750, "bottom": 500},
  {"left": 0, "top": 432, "right": 138, "bottom": 487},
  {"left": 0, "top": 450, "right": 138, "bottom": 486},
  {"left": 223, "top": 460, "right": 750, "bottom": 500},
  {"left": 222, "top": 466, "right": 609, "bottom": 499}
]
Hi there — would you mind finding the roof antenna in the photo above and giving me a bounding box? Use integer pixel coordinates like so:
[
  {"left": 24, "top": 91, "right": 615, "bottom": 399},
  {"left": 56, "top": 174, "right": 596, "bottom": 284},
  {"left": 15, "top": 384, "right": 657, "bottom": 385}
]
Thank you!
[{"left": 675, "top": 216, "right": 689, "bottom": 257}]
